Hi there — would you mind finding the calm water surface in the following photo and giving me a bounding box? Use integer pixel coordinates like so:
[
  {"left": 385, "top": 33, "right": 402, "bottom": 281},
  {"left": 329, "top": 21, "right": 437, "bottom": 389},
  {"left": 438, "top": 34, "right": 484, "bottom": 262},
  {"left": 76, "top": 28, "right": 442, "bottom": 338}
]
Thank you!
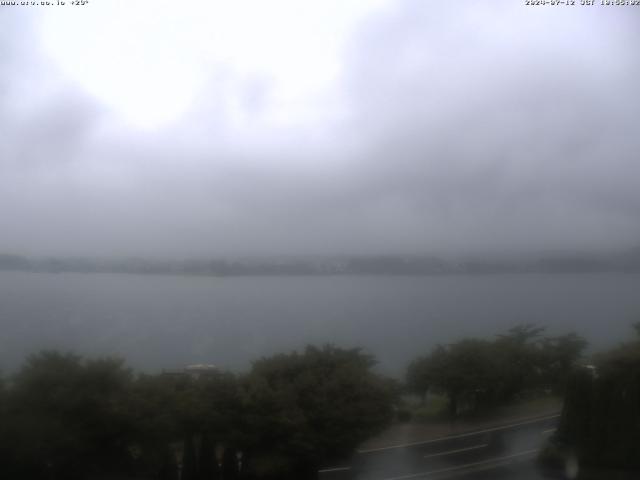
[{"left": 1, "top": 272, "right": 639, "bottom": 376}]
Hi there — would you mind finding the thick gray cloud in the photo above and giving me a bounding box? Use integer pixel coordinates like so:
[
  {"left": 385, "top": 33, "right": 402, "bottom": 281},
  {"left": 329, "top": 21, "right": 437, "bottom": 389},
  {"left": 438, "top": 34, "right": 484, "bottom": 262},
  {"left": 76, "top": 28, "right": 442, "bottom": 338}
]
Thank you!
[
  {"left": 339, "top": 0, "right": 640, "bottom": 255},
  {"left": 1, "top": 1, "right": 639, "bottom": 258}
]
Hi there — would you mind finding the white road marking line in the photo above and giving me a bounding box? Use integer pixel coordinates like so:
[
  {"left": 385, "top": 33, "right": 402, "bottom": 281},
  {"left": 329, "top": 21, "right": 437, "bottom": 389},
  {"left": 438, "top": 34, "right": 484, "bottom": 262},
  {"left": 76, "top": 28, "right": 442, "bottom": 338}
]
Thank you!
[
  {"left": 382, "top": 449, "right": 539, "bottom": 480},
  {"left": 542, "top": 428, "right": 556, "bottom": 435},
  {"left": 423, "top": 444, "right": 488, "bottom": 459},
  {"left": 358, "top": 414, "right": 560, "bottom": 453},
  {"left": 433, "top": 453, "right": 538, "bottom": 480},
  {"left": 318, "top": 466, "right": 351, "bottom": 473}
]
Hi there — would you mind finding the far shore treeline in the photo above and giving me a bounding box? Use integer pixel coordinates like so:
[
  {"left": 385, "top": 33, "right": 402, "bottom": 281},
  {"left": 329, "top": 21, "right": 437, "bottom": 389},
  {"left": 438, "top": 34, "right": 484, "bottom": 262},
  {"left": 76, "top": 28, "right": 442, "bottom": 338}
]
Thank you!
[
  {"left": 1, "top": 324, "right": 639, "bottom": 479},
  {"left": 2, "top": 250, "right": 640, "bottom": 277}
]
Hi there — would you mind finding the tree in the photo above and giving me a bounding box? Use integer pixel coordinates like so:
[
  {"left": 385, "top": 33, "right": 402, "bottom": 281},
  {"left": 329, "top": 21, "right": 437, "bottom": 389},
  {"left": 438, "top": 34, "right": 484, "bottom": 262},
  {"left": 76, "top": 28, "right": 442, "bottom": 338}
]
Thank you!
[
  {"left": 125, "top": 368, "right": 243, "bottom": 479},
  {"left": 539, "top": 333, "right": 588, "bottom": 393},
  {"left": 407, "top": 325, "right": 588, "bottom": 418},
  {"left": 406, "top": 355, "right": 431, "bottom": 403},
  {"left": 5, "top": 351, "right": 134, "bottom": 479},
  {"left": 241, "top": 345, "right": 396, "bottom": 478},
  {"left": 493, "top": 324, "right": 547, "bottom": 399},
  {"left": 421, "top": 340, "right": 501, "bottom": 416},
  {"left": 0, "top": 372, "right": 10, "bottom": 469},
  {"left": 551, "top": 324, "right": 640, "bottom": 470}
]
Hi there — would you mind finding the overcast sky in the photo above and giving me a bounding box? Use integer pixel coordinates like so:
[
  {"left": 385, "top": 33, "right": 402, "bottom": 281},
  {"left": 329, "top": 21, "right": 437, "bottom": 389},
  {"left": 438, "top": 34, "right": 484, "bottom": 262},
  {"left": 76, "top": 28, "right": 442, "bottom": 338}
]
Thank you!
[{"left": 1, "top": 0, "right": 639, "bottom": 258}]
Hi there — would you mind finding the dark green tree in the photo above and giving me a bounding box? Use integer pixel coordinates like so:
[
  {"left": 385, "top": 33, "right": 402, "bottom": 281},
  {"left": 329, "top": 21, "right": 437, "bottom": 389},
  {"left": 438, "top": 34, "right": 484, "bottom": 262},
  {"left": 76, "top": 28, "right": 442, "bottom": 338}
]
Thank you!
[
  {"left": 493, "top": 324, "right": 546, "bottom": 400},
  {"left": 240, "top": 345, "right": 396, "bottom": 478},
  {"left": 539, "top": 333, "right": 588, "bottom": 393},
  {"left": 406, "top": 355, "right": 431, "bottom": 404},
  {"left": 552, "top": 324, "right": 640, "bottom": 470},
  {"left": 407, "top": 325, "right": 587, "bottom": 418},
  {"left": 418, "top": 340, "right": 500, "bottom": 416},
  {"left": 5, "top": 351, "right": 134, "bottom": 479}
]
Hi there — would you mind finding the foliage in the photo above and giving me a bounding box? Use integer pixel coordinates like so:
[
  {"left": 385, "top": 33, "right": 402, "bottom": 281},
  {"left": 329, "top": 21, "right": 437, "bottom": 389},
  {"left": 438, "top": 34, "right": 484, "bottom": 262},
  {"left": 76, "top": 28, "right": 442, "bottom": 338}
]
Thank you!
[
  {"left": 240, "top": 345, "right": 396, "bottom": 478},
  {"left": 553, "top": 324, "right": 640, "bottom": 470},
  {"left": 411, "top": 393, "right": 449, "bottom": 422},
  {"left": 406, "top": 325, "right": 587, "bottom": 417},
  {"left": 539, "top": 332, "right": 588, "bottom": 393},
  {"left": 3, "top": 352, "right": 134, "bottom": 479},
  {"left": 0, "top": 345, "right": 395, "bottom": 479}
]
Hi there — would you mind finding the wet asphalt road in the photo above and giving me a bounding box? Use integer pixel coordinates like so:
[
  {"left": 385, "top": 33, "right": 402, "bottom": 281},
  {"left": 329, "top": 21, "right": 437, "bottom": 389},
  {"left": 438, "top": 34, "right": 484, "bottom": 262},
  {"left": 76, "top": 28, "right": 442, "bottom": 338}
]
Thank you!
[{"left": 320, "top": 414, "right": 562, "bottom": 480}]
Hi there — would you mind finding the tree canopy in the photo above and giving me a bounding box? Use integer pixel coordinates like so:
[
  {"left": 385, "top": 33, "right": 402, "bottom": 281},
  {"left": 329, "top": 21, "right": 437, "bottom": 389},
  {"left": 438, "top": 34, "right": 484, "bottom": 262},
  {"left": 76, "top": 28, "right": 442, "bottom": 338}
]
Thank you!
[
  {"left": 551, "top": 324, "right": 640, "bottom": 470},
  {"left": 243, "top": 345, "right": 395, "bottom": 477},
  {"left": 406, "top": 325, "right": 587, "bottom": 417},
  {"left": 0, "top": 345, "right": 395, "bottom": 480}
]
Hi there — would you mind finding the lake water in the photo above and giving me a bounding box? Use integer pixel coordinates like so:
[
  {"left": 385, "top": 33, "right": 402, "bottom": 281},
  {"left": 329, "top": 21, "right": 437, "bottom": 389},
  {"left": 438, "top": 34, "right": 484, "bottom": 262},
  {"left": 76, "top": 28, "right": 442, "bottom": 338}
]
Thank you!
[{"left": 1, "top": 272, "right": 639, "bottom": 377}]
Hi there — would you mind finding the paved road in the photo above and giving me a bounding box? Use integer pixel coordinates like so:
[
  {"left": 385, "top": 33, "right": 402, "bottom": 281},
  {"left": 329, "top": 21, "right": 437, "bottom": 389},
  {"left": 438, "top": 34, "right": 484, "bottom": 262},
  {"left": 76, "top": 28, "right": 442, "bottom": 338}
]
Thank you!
[{"left": 319, "top": 414, "right": 561, "bottom": 480}]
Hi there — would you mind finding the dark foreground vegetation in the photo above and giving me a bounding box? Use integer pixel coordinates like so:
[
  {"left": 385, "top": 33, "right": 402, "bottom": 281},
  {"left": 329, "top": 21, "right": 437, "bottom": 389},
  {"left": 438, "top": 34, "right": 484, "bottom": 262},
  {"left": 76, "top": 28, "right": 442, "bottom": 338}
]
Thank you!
[
  {"left": 541, "top": 323, "right": 640, "bottom": 473},
  {"left": 406, "top": 325, "right": 587, "bottom": 417},
  {"left": 1, "top": 324, "right": 638, "bottom": 479},
  {"left": 0, "top": 346, "right": 395, "bottom": 480}
]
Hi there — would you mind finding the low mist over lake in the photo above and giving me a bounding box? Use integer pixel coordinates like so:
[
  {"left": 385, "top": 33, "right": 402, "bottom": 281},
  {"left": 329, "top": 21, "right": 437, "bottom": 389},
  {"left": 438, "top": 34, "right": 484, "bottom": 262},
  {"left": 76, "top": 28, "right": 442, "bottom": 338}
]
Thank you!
[{"left": 2, "top": 271, "right": 638, "bottom": 376}]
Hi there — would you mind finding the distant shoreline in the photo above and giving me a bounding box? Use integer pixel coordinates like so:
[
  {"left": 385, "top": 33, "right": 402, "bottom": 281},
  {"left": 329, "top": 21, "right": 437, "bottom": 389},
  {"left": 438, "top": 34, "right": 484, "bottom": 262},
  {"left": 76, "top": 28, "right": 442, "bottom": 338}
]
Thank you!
[{"left": 2, "top": 252, "right": 640, "bottom": 277}]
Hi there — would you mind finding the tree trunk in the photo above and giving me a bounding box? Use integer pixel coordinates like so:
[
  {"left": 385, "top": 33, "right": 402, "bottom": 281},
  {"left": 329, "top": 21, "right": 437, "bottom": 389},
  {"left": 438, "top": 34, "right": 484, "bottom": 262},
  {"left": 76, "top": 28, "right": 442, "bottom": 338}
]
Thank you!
[{"left": 449, "top": 394, "right": 458, "bottom": 418}]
